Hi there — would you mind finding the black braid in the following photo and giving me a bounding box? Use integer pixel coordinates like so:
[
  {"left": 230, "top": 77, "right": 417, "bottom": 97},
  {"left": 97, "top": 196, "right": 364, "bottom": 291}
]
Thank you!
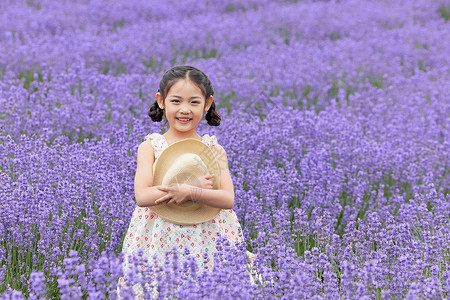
[
  {"left": 147, "top": 100, "right": 168, "bottom": 126},
  {"left": 205, "top": 100, "right": 221, "bottom": 126}
]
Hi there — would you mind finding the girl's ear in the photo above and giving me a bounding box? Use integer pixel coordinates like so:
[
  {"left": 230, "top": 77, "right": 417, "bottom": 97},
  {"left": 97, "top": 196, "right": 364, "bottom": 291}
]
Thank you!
[
  {"left": 156, "top": 92, "right": 164, "bottom": 109},
  {"left": 205, "top": 95, "right": 214, "bottom": 112}
]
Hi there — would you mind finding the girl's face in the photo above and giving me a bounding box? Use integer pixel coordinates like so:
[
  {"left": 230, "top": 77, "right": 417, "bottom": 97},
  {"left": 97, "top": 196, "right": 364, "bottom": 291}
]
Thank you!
[{"left": 156, "top": 79, "right": 213, "bottom": 133}]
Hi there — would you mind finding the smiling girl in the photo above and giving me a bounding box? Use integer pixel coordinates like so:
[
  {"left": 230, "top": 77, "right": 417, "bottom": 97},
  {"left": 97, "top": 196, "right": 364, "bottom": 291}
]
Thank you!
[{"left": 117, "top": 66, "right": 256, "bottom": 299}]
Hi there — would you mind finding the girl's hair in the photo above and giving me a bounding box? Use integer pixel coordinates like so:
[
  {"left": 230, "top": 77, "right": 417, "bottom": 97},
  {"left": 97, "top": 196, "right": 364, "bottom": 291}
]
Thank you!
[{"left": 148, "top": 65, "right": 221, "bottom": 126}]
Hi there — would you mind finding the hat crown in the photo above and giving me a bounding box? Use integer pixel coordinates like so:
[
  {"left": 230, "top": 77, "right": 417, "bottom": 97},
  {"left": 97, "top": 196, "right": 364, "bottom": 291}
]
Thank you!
[{"left": 161, "top": 153, "right": 208, "bottom": 185}]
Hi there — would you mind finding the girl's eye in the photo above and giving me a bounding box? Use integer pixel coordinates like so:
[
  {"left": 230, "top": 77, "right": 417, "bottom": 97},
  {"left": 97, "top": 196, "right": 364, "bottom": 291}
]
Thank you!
[{"left": 171, "top": 100, "right": 199, "bottom": 104}]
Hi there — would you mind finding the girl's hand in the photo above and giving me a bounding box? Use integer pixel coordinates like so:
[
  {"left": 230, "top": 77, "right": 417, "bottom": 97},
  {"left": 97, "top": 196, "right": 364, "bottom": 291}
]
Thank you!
[
  {"left": 186, "top": 174, "right": 215, "bottom": 190},
  {"left": 154, "top": 184, "right": 190, "bottom": 205}
]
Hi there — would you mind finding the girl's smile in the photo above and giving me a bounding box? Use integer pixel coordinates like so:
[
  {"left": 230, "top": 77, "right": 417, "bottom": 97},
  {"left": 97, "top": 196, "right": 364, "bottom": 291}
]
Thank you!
[{"left": 177, "top": 118, "right": 191, "bottom": 124}]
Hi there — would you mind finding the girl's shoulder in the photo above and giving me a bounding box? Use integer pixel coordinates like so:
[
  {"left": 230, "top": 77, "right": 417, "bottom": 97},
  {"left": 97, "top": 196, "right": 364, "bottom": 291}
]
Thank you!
[
  {"left": 136, "top": 135, "right": 156, "bottom": 162},
  {"left": 202, "top": 134, "right": 227, "bottom": 162},
  {"left": 143, "top": 133, "right": 166, "bottom": 154}
]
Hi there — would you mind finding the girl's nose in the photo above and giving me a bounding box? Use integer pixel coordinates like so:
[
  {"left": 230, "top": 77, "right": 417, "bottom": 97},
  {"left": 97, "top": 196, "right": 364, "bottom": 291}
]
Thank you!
[{"left": 180, "top": 104, "right": 191, "bottom": 113}]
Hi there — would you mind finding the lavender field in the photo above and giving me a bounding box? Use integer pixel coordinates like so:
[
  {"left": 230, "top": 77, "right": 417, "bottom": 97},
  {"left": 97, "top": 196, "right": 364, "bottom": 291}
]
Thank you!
[{"left": 1, "top": 0, "right": 449, "bottom": 298}]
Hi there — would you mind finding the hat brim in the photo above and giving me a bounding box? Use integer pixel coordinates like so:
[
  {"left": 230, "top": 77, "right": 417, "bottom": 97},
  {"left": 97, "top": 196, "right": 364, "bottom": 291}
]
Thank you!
[{"left": 151, "top": 138, "right": 221, "bottom": 225}]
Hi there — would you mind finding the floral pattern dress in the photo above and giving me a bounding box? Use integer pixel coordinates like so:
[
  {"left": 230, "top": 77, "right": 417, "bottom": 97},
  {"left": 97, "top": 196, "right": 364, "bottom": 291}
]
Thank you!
[{"left": 117, "top": 133, "right": 256, "bottom": 298}]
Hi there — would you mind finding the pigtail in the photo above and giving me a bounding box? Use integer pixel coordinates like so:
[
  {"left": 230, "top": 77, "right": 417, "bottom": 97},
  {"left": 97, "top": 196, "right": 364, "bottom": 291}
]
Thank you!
[
  {"left": 148, "top": 100, "right": 165, "bottom": 122},
  {"left": 148, "top": 100, "right": 163, "bottom": 121},
  {"left": 205, "top": 101, "right": 221, "bottom": 126}
]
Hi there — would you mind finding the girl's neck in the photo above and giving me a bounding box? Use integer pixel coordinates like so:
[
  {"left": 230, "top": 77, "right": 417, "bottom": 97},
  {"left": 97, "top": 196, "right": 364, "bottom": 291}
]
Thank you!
[{"left": 163, "top": 129, "right": 202, "bottom": 144}]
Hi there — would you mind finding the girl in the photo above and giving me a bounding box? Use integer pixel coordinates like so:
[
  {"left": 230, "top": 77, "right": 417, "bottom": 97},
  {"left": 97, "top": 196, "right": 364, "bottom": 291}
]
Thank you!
[{"left": 117, "top": 66, "right": 256, "bottom": 298}]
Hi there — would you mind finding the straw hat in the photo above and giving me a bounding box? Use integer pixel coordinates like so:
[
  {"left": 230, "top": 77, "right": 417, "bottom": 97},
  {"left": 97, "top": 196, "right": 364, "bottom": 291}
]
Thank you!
[{"left": 151, "top": 138, "right": 221, "bottom": 225}]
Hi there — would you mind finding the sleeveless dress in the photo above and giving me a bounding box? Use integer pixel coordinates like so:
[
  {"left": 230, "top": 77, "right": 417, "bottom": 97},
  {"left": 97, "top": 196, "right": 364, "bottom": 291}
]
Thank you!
[{"left": 117, "top": 133, "right": 256, "bottom": 299}]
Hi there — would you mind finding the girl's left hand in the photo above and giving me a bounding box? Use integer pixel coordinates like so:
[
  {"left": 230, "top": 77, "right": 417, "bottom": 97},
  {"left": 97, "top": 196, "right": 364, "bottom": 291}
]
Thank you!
[{"left": 155, "top": 184, "right": 190, "bottom": 205}]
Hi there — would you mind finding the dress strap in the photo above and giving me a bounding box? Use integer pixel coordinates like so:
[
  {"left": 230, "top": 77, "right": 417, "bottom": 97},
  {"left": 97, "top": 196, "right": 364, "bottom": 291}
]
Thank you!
[
  {"left": 144, "top": 133, "right": 166, "bottom": 159},
  {"left": 144, "top": 133, "right": 153, "bottom": 142},
  {"left": 146, "top": 133, "right": 217, "bottom": 151},
  {"left": 202, "top": 134, "right": 218, "bottom": 148}
]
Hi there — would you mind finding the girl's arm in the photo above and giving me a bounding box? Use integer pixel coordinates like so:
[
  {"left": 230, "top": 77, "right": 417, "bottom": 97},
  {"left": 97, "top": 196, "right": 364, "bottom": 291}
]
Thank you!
[
  {"left": 134, "top": 140, "right": 166, "bottom": 207},
  {"left": 189, "top": 143, "right": 235, "bottom": 209}
]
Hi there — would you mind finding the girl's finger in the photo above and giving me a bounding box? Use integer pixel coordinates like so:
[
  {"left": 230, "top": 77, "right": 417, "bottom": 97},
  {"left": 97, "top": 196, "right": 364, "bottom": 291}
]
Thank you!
[
  {"left": 157, "top": 186, "right": 167, "bottom": 191},
  {"left": 155, "top": 194, "right": 170, "bottom": 204},
  {"left": 167, "top": 184, "right": 177, "bottom": 191}
]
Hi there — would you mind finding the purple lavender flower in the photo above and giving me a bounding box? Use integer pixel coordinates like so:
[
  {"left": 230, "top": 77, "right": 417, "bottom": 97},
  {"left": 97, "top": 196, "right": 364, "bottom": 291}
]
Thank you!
[{"left": 1, "top": 0, "right": 450, "bottom": 298}]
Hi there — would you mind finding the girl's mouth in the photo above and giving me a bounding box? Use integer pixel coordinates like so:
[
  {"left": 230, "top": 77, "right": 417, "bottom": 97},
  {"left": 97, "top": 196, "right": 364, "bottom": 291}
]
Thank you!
[{"left": 177, "top": 118, "right": 192, "bottom": 124}]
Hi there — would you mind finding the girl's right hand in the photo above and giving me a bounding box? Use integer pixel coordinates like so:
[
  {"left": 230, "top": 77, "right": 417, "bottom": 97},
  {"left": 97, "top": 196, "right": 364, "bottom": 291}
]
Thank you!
[{"left": 186, "top": 174, "right": 215, "bottom": 190}]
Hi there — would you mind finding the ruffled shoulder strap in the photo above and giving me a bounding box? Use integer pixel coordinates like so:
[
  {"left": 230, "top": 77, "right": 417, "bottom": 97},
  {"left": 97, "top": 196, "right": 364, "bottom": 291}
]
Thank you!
[
  {"left": 144, "top": 133, "right": 166, "bottom": 158},
  {"left": 202, "top": 134, "right": 218, "bottom": 148},
  {"left": 144, "top": 133, "right": 153, "bottom": 142}
]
